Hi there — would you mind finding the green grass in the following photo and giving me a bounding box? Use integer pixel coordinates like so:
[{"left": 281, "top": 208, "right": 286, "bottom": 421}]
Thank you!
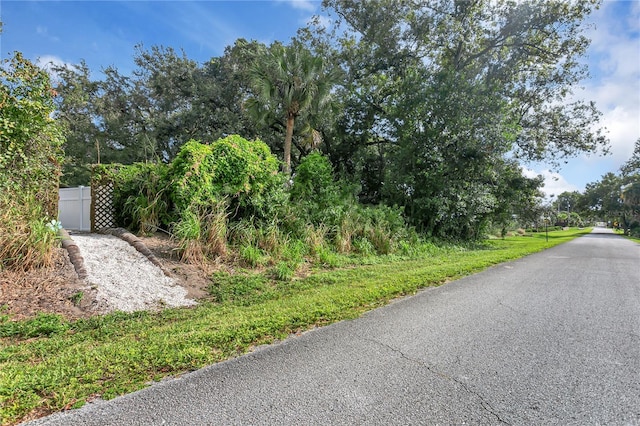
[{"left": 0, "top": 228, "right": 591, "bottom": 425}]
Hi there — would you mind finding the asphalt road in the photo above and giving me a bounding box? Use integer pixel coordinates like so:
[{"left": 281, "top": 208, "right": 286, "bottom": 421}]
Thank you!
[{"left": 26, "top": 228, "right": 640, "bottom": 425}]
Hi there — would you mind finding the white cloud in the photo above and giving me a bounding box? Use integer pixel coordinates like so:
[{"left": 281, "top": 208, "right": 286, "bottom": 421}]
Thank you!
[
  {"left": 35, "top": 55, "right": 75, "bottom": 82},
  {"left": 568, "top": 1, "right": 640, "bottom": 177},
  {"left": 35, "top": 25, "right": 60, "bottom": 43},
  {"left": 279, "top": 0, "right": 318, "bottom": 13},
  {"left": 522, "top": 167, "right": 579, "bottom": 199},
  {"left": 304, "top": 14, "right": 331, "bottom": 29}
]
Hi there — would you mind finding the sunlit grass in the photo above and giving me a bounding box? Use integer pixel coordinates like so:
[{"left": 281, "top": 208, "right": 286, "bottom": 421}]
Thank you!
[{"left": 0, "top": 228, "right": 591, "bottom": 425}]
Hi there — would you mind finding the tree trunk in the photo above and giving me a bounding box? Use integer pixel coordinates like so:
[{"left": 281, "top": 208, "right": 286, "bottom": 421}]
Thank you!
[{"left": 284, "top": 114, "right": 295, "bottom": 175}]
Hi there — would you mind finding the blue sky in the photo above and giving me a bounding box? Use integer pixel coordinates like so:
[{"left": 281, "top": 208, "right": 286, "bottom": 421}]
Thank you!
[{"left": 1, "top": 0, "right": 638, "bottom": 198}]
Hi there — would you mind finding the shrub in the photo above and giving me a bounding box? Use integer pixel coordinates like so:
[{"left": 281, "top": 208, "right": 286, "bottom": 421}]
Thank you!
[
  {"left": 0, "top": 52, "right": 64, "bottom": 219},
  {"left": 167, "top": 136, "right": 284, "bottom": 220},
  {"left": 0, "top": 52, "right": 64, "bottom": 270},
  {"left": 291, "top": 152, "right": 343, "bottom": 225},
  {"left": 167, "top": 139, "right": 216, "bottom": 213}
]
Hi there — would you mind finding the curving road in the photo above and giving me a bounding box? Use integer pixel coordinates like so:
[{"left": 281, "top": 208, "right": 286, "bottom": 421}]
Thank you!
[{"left": 27, "top": 228, "right": 640, "bottom": 425}]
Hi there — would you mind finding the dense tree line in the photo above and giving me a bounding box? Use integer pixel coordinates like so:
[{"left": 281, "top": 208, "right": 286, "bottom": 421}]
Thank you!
[
  {"left": 52, "top": 0, "right": 610, "bottom": 239},
  {"left": 551, "top": 139, "right": 640, "bottom": 235}
]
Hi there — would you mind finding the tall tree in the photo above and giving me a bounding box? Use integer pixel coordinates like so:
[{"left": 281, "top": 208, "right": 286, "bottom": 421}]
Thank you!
[
  {"left": 620, "top": 139, "right": 640, "bottom": 177},
  {"left": 248, "top": 40, "right": 336, "bottom": 174},
  {"left": 582, "top": 173, "right": 624, "bottom": 223},
  {"left": 620, "top": 139, "right": 640, "bottom": 231},
  {"left": 302, "top": 0, "right": 607, "bottom": 237},
  {"left": 52, "top": 61, "right": 102, "bottom": 185}
]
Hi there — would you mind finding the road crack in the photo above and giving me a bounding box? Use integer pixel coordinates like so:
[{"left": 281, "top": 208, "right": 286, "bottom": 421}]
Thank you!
[{"left": 364, "top": 338, "right": 511, "bottom": 425}]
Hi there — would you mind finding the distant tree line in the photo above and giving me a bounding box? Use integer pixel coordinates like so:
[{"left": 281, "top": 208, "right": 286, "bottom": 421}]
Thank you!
[{"left": 548, "top": 139, "right": 640, "bottom": 236}]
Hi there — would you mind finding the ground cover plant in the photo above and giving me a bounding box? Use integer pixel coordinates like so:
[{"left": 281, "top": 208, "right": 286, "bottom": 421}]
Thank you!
[{"left": 0, "top": 228, "right": 591, "bottom": 425}]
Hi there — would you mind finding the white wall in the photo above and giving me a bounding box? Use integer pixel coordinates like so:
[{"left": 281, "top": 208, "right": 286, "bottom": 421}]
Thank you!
[{"left": 58, "top": 186, "right": 91, "bottom": 231}]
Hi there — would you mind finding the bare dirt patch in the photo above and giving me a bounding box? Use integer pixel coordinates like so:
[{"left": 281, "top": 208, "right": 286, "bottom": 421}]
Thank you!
[{"left": 0, "top": 249, "right": 96, "bottom": 321}]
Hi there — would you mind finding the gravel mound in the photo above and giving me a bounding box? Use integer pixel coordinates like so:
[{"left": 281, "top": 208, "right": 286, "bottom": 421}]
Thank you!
[{"left": 71, "top": 233, "right": 196, "bottom": 313}]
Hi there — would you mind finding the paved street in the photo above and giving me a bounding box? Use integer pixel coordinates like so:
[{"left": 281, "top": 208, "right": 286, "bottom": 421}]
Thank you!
[{"left": 27, "top": 228, "right": 640, "bottom": 425}]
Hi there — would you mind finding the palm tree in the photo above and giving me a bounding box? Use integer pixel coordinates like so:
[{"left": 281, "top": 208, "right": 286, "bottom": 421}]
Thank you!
[{"left": 248, "top": 41, "right": 335, "bottom": 175}]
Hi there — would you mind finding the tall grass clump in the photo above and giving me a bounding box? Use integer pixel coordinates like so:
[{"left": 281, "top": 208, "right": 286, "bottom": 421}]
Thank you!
[
  {"left": 173, "top": 201, "right": 228, "bottom": 263},
  {"left": 0, "top": 194, "right": 60, "bottom": 271}
]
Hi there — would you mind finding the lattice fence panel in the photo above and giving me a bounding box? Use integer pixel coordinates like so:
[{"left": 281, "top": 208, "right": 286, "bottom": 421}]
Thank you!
[{"left": 91, "top": 182, "right": 115, "bottom": 231}]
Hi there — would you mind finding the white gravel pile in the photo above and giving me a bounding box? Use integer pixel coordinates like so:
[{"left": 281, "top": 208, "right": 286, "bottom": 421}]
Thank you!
[{"left": 71, "top": 233, "right": 196, "bottom": 313}]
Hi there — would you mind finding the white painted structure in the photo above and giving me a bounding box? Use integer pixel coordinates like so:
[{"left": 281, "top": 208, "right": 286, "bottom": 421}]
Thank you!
[{"left": 58, "top": 186, "right": 91, "bottom": 231}]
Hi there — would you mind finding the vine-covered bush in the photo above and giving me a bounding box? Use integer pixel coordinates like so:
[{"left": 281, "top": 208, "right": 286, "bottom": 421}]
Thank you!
[
  {"left": 167, "top": 136, "right": 284, "bottom": 220},
  {"left": 92, "top": 136, "right": 284, "bottom": 262},
  {"left": 91, "top": 139, "right": 415, "bottom": 266}
]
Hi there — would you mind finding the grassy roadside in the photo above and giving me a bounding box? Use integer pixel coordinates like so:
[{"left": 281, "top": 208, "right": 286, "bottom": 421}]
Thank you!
[
  {"left": 613, "top": 229, "right": 640, "bottom": 244},
  {"left": 1, "top": 228, "right": 591, "bottom": 425}
]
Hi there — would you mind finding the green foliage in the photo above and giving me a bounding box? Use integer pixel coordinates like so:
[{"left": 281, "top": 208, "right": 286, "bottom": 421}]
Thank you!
[
  {"left": 69, "top": 291, "right": 84, "bottom": 306},
  {"left": 280, "top": 239, "right": 307, "bottom": 264},
  {"left": 248, "top": 40, "right": 338, "bottom": 173},
  {"left": 208, "top": 271, "right": 271, "bottom": 304},
  {"left": 51, "top": 1, "right": 608, "bottom": 242},
  {"left": 166, "top": 139, "right": 217, "bottom": 212},
  {"left": 173, "top": 201, "right": 228, "bottom": 263},
  {"left": 288, "top": 152, "right": 410, "bottom": 254},
  {"left": 621, "top": 139, "right": 640, "bottom": 177},
  {"left": 315, "top": 245, "right": 344, "bottom": 268},
  {"left": 0, "top": 194, "right": 61, "bottom": 270},
  {"left": 291, "top": 152, "right": 342, "bottom": 222},
  {"left": 270, "top": 261, "right": 296, "bottom": 281},
  {"left": 0, "top": 52, "right": 64, "bottom": 270},
  {"left": 53, "top": 61, "right": 102, "bottom": 186},
  {"left": 167, "top": 136, "right": 283, "bottom": 220},
  {"left": 306, "top": 0, "right": 605, "bottom": 239},
  {"left": 93, "top": 163, "right": 170, "bottom": 233},
  {"left": 90, "top": 135, "right": 284, "bottom": 262},
  {"left": 239, "top": 245, "right": 267, "bottom": 268},
  {"left": 0, "top": 313, "right": 69, "bottom": 338}
]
